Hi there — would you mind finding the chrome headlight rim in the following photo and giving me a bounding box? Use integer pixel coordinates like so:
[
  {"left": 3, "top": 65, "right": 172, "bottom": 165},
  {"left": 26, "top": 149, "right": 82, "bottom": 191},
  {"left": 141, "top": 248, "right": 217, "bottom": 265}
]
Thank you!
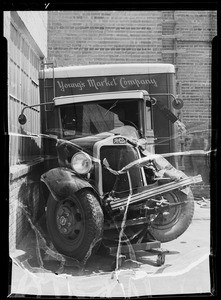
[{"left": 71, "top": 152, "right": 92, "bottom": 175}]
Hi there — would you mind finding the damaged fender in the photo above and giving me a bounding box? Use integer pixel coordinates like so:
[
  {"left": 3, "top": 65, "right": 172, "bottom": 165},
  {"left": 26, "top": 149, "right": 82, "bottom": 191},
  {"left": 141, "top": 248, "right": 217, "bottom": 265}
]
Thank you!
[
  {"left": 141, "top": 149, "right": 193, "bottom": 195},
  {"left": 41, "top": 167, "right": 96, "bottom": 202},
  {"left": 41, "top": 167, "right": 104, "bottom": 262}
]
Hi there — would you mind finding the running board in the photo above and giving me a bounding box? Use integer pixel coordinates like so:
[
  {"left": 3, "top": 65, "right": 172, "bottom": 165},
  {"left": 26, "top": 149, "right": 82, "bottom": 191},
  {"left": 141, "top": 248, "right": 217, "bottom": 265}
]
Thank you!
[{"left": 109, "top": 175, "right": 202, "bottom": 210}]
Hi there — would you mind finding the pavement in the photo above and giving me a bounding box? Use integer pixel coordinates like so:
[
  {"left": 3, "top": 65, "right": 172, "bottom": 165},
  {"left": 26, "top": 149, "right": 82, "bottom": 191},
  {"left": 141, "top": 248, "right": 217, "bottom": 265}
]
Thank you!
[{"left": 9, "top": 200, "right": 212, "bottom": 297}]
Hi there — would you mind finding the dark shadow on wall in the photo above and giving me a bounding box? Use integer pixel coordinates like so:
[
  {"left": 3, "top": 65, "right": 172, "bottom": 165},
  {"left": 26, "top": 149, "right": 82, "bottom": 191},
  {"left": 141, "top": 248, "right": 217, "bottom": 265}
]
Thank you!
[
  {"left": 16, "top": 161, "right": 47, "bottom": 249},
  {"left": 18, "top": 127, "right": 42, "bottom": 163},
  {"left": 14, "top": 127, "right": 59, "bottom": 248}
]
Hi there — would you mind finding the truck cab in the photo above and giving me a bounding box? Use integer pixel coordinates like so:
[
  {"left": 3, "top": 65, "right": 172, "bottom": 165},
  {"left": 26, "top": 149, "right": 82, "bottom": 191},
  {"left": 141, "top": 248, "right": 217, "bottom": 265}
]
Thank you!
[
  {"left": 39, "top": 63, "right": 183, "bottom": 167},
  {"left": 53, "top": 90, "right": 154, "bottom": 151}
]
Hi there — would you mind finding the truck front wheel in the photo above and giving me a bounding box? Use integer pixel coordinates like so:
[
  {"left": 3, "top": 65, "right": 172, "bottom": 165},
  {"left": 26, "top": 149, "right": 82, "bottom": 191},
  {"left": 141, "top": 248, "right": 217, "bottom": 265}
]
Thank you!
[
  {"left": 46, "top": 189, "right": 104, "bottom": 262},
  {"left": 148, "top": 190, "right": 194, "bottom": 243}
]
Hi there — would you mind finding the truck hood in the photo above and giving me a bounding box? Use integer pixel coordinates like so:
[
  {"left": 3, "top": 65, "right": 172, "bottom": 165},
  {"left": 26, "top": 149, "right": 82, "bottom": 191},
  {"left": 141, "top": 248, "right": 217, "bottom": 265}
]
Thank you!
[{"left": 69, "top": 126, "right": 139, "bottom": 155}]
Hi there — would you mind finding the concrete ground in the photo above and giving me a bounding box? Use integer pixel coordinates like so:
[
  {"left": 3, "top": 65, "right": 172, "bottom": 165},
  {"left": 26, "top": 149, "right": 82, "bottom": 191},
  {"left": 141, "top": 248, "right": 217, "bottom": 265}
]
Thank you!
[{"left": 9, "top": 199, "right": 211, "bottom": 297}]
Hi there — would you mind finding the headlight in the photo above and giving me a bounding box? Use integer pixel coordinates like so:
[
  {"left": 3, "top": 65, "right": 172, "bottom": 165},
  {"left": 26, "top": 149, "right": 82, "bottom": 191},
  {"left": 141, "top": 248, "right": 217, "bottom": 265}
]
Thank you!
[{"left": 71, "top": 152, "right": 92, "bottom": 174}]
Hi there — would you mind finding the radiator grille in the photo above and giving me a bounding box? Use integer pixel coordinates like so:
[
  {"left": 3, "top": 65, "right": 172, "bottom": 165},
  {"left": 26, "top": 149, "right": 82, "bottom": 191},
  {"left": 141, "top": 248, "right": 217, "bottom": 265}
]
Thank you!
[{"left": 100, "top": 145, "right": 143, "bottom": 196}]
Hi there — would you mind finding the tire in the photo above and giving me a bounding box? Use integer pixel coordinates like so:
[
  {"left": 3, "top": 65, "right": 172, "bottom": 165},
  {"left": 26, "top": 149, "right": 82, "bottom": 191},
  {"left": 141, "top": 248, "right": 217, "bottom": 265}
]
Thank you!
[
  {"left": 46, "top": 189, "right": 104, "bottom": 262},
  {"left": 148, "top": 189, "right": 194, "bottom": 243}
]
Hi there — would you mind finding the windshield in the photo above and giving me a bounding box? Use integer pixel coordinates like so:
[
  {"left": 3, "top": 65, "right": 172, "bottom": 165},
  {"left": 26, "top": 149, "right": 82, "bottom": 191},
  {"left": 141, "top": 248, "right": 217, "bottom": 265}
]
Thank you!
[{"left": 60, "top": 99, "right": 141, "bottom": 138}]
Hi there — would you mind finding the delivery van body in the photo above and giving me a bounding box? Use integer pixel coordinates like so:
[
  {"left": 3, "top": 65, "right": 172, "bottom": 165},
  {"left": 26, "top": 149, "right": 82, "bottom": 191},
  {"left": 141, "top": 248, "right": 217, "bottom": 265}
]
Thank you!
[{"left": 39, "top": 63, "right": 180, "bottom": 165}]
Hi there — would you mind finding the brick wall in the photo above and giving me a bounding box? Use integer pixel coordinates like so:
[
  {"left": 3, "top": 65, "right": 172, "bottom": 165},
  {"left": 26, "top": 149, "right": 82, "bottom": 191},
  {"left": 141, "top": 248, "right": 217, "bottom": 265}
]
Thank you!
[
  {"left": 48, "top": 11, "right": 163, "bottom": 65},
  {"left": 9, "top": 161, "right": 46, "bottom": 253},
  {"left": 175, "top": 11, "right": 216, "bottom": 130}
]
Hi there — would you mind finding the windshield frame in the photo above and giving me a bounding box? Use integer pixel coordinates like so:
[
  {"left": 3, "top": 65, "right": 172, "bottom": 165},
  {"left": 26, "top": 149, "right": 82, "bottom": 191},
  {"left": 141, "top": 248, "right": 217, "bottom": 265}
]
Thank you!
[{"left": 57, "top": 97, "right": 148, "bottom": 140}]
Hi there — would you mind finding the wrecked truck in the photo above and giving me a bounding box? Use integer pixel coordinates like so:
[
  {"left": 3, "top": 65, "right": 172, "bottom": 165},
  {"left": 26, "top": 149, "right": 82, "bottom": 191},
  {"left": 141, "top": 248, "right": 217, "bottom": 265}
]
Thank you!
[{"left": 18, "top": 89, "right": 202, "bottom": 264}]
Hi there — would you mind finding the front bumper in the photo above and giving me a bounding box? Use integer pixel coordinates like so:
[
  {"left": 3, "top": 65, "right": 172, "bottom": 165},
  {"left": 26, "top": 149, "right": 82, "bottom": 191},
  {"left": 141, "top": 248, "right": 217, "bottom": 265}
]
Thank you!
[{"left": 108, "top": 174, "right": 202, "bottom": 210}]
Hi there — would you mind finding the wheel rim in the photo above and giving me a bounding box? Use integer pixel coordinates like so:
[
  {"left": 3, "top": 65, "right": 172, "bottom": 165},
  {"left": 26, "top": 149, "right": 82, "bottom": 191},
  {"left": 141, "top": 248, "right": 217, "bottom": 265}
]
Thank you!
[
  {"left": 151, "top": 192, "right": 181, "bottom": 229},
  {"left": 56, "top": 197, "right": 85, "bottom": 242}
]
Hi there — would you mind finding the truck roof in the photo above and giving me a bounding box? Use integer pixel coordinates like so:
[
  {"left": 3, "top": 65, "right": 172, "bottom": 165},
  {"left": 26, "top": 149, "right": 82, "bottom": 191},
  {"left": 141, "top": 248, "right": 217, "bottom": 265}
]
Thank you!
[
  {"left": 54, "top": 90, "right": 150, "bottom": 106},
  {"left": 39, "top": 63, "right": 175, "bottom": 79}
]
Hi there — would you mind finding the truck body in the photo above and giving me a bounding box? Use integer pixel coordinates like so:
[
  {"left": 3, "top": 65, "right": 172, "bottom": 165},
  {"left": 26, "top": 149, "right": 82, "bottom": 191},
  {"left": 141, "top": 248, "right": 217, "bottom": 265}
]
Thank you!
[{"left": 39, "top": 63, "right": 180, "bottom": 165}]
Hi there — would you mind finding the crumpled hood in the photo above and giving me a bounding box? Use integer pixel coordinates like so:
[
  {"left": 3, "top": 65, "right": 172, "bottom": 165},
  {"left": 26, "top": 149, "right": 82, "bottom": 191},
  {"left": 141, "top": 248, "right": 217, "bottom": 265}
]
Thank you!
[{"left": 69, "top": 126, "right": 139, "bottom": 155}]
